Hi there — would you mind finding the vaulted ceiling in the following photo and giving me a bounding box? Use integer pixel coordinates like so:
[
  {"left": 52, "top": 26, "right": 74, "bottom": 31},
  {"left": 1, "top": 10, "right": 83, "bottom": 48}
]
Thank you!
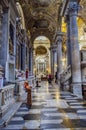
[
  {"left": 79, "top": 0, "right": 86, "bottom": 24},
  {"left": 16, "top": 0, "right": 63, "bottom": 43},
  {"left": 16, "top": 0, "right": 86, "bottom": 43}
]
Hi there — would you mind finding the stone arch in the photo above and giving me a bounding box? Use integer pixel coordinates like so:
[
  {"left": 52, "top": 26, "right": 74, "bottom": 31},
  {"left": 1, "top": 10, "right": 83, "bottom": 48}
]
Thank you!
[
  {"left": 31, "top": 31, "right": 52, "bottom": 44},
  {"left": 16, "top": 2, "right": 26, "bottom": 29},
  {"left": 34, "top": 35, "right": 50, "bottom": 55}
]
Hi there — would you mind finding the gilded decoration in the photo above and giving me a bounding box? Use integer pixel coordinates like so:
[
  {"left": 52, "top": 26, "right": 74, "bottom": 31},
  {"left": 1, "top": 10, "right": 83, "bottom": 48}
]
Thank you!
[
  {"left": 35, "top": 46, "right": 47, "bottom": 55},
  {"left": 16, "top": 0, "right": 62, "bottom": 42},
  {"left": 16, "top": 0, "right": 86, "bottom": 46}
]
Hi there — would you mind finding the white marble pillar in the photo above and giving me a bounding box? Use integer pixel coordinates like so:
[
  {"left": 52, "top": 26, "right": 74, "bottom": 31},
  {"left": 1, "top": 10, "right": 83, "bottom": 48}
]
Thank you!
[
  {"left": 56, "top": 32, "right": 64, "bottom": 82},
  {"left": 53, "top": 45, "right": 57, "bottom": 76},
  {"left": 50, "top": 47, "right": 54, "bottom": 75},
  {"left": 65, "top": 15, "right": 71, "bottom": 66},
  {"left": 1, "top": 8, "right": 10, "bottom": 81},
  {"left": 69, "top": 1, "right": 82, "bottom": 98}
]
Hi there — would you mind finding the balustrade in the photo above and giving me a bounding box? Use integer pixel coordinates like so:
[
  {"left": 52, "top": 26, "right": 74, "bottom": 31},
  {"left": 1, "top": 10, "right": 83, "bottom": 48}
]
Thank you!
[
  {"left": 60, "top": 65, "right": 71, "bottom": 83},
  {"left": 0, "top": 84, "right": 15, "bottom": 115},
  {"left": 28, "top": 75, "right": 36, "bottom": 88},
  {"left": 15, "top": 79, "right": 26, "bottom": 101}
]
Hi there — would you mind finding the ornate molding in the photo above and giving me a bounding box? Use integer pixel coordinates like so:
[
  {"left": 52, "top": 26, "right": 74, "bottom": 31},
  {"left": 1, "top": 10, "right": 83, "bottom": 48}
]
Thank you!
[
  {"left": 50, "top": 45, "right": 57, "bottom": 52},
  {"left": 69, "top": 2, "right": 80, "bottom": 15},
  {"left": 55, "top": 32, "right": 64, "bottom": 44},
  {"left": 56, "top": 36, "right": 63, "bottom": 43}
]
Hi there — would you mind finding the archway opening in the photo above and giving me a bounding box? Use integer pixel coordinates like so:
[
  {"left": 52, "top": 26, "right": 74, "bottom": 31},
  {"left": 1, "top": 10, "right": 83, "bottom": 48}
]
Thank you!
[{"left": 33, "top": 36, "right": 50, "bottom": 77}]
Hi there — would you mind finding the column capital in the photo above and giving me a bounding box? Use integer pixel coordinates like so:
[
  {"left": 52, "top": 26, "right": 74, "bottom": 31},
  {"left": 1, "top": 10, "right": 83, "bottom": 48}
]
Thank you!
[
  {"left": 50, "top": 45, "right": 57, "bottom": 52},
  {"left": 55, "top": 32, "right": 65, "bottom": 43},
  {"left": 69, "top": 2, "right": 80, "bottom": 16},
  {"left": 29, "top": 47, "right": 34, "bottom": 52}
]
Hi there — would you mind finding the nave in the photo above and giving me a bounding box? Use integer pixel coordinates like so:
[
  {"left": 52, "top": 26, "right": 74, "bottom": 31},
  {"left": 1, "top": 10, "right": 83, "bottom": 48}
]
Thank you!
[{"left": 3, "top": 81, "right": 86, "bottom": 130}]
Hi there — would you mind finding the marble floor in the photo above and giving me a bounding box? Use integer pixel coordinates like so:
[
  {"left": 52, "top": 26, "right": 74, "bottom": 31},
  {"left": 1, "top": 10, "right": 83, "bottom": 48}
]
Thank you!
[{"left": 3, "top": 81, "right": 86, "bottom": 130}]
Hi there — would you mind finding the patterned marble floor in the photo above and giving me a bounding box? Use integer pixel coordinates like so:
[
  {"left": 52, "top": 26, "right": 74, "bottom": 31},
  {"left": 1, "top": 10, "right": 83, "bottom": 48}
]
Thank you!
[{"left": 2, "top": 81, "right": 86, "bottom": 130}]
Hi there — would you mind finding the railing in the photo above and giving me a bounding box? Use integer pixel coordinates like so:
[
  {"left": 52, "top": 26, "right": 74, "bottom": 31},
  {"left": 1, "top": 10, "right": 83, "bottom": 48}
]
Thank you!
[
  {"left": 60, "top": 65, "right": 71, "bottom": 83},
  {"left": 15, "top": 79, "right": 26, "bottom": 101},
  {"left": 0, "top": 84, "right": 15, "bottom": 113},
  {"left": 15, "top": 75, "right": 36, "bottom": 101},
  {"left": 28, "top": 75, "right": 36, "bottom": 88}
]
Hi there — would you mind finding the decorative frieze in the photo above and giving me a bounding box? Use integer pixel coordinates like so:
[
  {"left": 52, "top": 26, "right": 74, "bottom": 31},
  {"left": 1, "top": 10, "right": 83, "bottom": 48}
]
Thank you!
[{"left": 0, "top": 84, "right": 15, "bottom": 116}]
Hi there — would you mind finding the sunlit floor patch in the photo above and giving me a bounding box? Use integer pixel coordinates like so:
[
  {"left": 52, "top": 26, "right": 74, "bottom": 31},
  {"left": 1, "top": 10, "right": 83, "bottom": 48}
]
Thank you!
[
  {"left": 28, "top": 109, "right": 41, "bottom": 114},
  {"left": 40, "top": 119, "right": 63, "bottom": 124},
  {"left": 40, "top": 123, "right": 65, "bottom": 129},
  {"left": 44, "top": 99, "right": 69, "bottom": 108},
  {"left": 70, "top": 106, "right": 85, "bottom": 109},
  {"left": 41, "top": 108, "right": 58, "bottom": 112},
  {"left": 78, "top": 115, "right": 86, "bottom": 119},
  {"left": 44, "top": 128, "right": 70, "bottom": 130},
  {"left": 44, "top": 113, "right": 63, "bottom": 117},
  {"left": 3, "top": 124, "right": 24, "bottom": 129},
  {"left": 18, "top": 107, "right": 29, "bottom": 111},
  {"left": 64, "top": 113, "right": 79, "bottom": 119},
  {"left": 77, "top": 110, "right": 86, "bottom": 113},
  {"left": 16, "top": 111, "right": 29, "bottom": 115},
  {"left": 11, "top": 117, "right": 24, "bottom": 121},
  {"left": 24, "top": 120, "right": 40, "bottom": 129},
  {"left": 62, "top": 119, "right": 86, "bottom": 128}
]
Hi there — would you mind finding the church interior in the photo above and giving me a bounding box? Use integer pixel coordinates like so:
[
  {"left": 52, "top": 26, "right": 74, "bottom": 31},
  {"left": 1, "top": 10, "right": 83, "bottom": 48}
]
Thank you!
[{"left": 0, "top": 0, "right": 86, "bottom": 129}]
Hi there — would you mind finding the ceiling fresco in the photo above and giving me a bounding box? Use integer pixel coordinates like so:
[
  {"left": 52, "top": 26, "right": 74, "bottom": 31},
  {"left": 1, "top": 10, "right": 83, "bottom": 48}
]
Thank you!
[
  {"left": 79, "top": 0, "right": 86, "bottom": 24},
  {"left": 35, "top": 45, "right": 47, "bottom": 55},
  {"left": 16, "top": 0, "right": 86, "bottom": 44},
  {"left": 16, "top": 0, "right": 63, "bottom": 43}
]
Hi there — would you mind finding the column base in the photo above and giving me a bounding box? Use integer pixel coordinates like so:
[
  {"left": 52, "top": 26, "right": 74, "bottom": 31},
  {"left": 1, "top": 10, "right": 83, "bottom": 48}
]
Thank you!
[
  {"left": 71, "top": 83, "right": 82, "bottom": 99},
  {"left": 63, "top": 81, "right": 70, "bottom": 91}
]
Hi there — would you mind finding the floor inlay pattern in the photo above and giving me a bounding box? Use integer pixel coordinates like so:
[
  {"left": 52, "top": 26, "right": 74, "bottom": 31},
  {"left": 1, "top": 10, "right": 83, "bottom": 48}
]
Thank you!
[{"left": 2, "top": 81, "right": 86, "bottom": 130}]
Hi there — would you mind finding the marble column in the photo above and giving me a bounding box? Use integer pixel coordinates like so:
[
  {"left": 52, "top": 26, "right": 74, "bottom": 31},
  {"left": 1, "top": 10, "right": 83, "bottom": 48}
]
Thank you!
[
  {"left": 69, "top": 1, "right": 82, "bottom": 98},
  {"left": 56, "top": 32, "right": 64, "bottom": 83},
  {"left": 52, "top": 45, "right": 57, "bottom": 77},
  {"left": 0, "top": 8, "right": 9, "bottom": 66},
  {"left": 65, "top": 15, "right": 71, "bottom": 66},
  {"left": 1, "top": 8, "right": 10, "bottom": 82},
  {"left": 25, "top": 45, "right": 29, "bottom": 70},
  {"left": 50, "top": 46, "right": 54, "bottom": 76},
  {"left": 0, "top": 6, "right": 3, "bottom": 59},
  {"left": 65, "top": 15, "right": 72, "bottom": 90},
  {"left": 21, "top": 44, "right": 26, "bottom": 71},
  {"left": 29, "top": 47, "right": 33, "bottom": 76}
]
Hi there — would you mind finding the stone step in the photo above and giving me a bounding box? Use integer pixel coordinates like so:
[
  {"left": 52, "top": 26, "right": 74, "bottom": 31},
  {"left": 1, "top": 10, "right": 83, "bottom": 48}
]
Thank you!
[{"left": 0, "top": 102, "right": 22, "bottom": 128}]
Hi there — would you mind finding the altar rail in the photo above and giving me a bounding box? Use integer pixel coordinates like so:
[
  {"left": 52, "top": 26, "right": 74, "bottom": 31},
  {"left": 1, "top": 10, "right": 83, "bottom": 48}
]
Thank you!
[
  {"left": 0, "top": 84, "right": 15, "bottom": 115},
  {"left": 60, "top": 65, "right": 71, "bottom": 83}
]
